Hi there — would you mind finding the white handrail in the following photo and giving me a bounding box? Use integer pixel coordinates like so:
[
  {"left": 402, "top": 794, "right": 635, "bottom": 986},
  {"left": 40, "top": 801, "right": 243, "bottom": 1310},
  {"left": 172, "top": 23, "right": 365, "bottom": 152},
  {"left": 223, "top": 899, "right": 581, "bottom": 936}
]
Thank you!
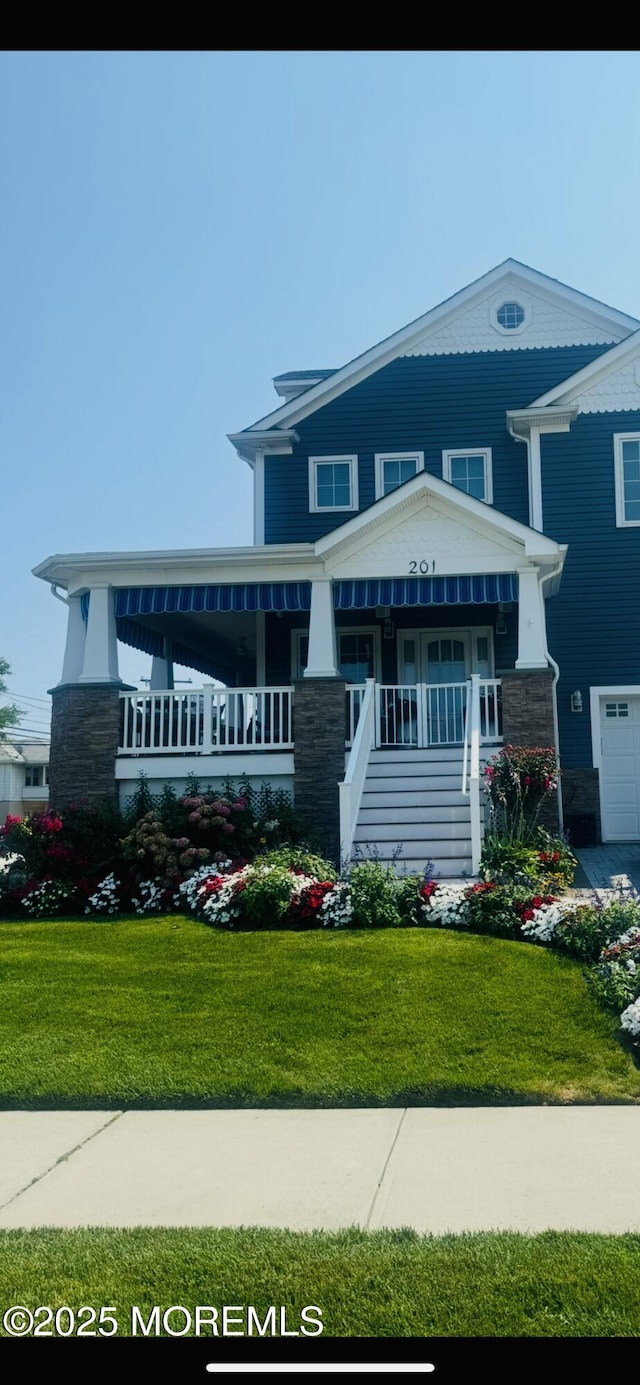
[
  {"left": 468, "top": 673, "right": 482, "bottom": 874},
  {"left": 461, "top": 678, "right": 471, "bottom": 796},
  {"left": 339, "top": 678, "right": 376, "bottom": 866}
]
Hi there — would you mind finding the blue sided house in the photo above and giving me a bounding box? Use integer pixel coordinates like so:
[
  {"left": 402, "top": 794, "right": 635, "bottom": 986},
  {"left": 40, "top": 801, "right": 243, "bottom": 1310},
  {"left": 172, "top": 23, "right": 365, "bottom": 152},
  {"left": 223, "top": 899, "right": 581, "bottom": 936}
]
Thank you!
[{"left": 34, "top": 260, "right": 640, "bottom": 875}]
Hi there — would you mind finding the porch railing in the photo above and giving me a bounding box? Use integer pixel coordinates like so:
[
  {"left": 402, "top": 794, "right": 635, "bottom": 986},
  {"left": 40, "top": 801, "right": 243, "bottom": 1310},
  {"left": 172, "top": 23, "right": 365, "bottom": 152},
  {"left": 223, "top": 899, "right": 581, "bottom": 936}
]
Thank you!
[
  {"left": 346, "top": 680, "right": 503, "bottom": 749},
  {"left": 118, "top": 686, "right": 294, "bottom": 755},
  {"left": 339, "top": 678, "right": 376, "bottom": 865}
]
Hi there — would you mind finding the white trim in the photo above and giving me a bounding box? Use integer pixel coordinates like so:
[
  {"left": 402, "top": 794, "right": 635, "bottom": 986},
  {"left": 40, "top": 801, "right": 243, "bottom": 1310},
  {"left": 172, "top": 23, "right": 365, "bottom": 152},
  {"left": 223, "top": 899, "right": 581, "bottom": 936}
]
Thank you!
[
  {"left": 528, "top": 428, "right": 543, "bottom": 532},
  {"left": 442, "top": 448, "right": 493, "bottom": 505},
  {"left": 614, "top": 432, "right": 640, "bottom": 528},
  {"left": 253, "top": 449, "right": 265, "bottom": 545},
  {"left": 590, "top": 684, "right": 640, "bottom": 842},
  {"left": 315, "top": 467, "right": 563, "bottom": 565},
  {"left": 531, "top": 328, "right": 640, "bottom": 408},
  {"left": 308, "top": 455, "right": 359, "bottom": 513},
  {"left": 374, "top": 451, "right": 425, "bottom": 500},
  {"left": 233, "top": 261, "right": 638, "bottom": 437}
]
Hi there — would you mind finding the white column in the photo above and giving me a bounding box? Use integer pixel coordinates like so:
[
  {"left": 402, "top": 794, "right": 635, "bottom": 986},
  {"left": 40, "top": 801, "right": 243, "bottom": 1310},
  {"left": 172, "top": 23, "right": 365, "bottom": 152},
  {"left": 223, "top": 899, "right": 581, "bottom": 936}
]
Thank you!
[
  {"left": 58, "top": 594, "right": 87, "bottom": 685},
  {"left": 79, "top": 585, "right": 121, "bottom": 684},
  {"left": 303, "top": 579, "right": 339, "bottom": 678},
  {"left": 528, "top": 426, "right": 544, "bottom": 532},
  {"left": 253, "top": 449, "right": 265, "bottom": 545},
  {"left": 515, "top": 568, "right": 548, "bottom": 670}
]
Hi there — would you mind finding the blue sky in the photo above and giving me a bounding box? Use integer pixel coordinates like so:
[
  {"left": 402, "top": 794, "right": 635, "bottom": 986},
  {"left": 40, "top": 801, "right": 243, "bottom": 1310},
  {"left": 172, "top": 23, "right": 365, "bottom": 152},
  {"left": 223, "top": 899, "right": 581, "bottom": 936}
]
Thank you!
[{"left": 2, "top": 49, "right": 640, "bottom": 735}]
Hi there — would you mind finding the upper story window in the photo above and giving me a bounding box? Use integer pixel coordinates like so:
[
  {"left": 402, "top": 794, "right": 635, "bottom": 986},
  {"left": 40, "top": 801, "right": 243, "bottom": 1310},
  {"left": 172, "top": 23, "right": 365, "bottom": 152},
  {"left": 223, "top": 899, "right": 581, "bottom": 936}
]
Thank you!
[
  {"left": 309, "top": 455, "right": 359, "bottom": 513},
  {"left": 614, "top": 434, "right": 640, "bottom": 527},
  {"left": 24, "top": 765, "right": 47, "bottom": 787},
  {"left": 374, "top": 451, "right": 424, "bottom": 499},
  {"left": 442, "top": 448, "right": 493, "bottom": 504},
  {"left": 496, "top": 301, "right": 525, "bottom": 330}
]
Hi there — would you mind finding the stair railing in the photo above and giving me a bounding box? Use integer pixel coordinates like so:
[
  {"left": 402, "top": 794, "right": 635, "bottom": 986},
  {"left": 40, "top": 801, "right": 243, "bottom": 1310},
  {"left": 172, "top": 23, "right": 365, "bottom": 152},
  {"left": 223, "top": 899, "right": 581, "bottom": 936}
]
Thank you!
[{"left": 339, "top": 677, "right": 376, "bottom": 867}]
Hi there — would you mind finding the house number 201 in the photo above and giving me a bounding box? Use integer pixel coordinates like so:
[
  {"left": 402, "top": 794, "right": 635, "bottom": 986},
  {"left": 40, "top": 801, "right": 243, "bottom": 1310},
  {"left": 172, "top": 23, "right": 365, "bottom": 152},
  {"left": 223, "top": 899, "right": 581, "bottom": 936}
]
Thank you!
[{"left": 409, "top": 560, "right": 436, "bottom": 574}]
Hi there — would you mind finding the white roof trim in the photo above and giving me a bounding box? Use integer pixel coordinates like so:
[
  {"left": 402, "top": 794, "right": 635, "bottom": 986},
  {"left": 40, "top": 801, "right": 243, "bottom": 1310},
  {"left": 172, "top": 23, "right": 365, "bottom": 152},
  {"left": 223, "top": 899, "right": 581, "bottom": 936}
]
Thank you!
[
  {"left": 530, "top": 329, "right": 640, "bottom": 407},
  {"left": 314, "top": 470, "right": 564, "bottom": 564},
  {"left": 232, "top": 261, "right": 639, "bottom": 440},
  {"left": 33, "top": 544, "right": 316, "bottom": 588}
]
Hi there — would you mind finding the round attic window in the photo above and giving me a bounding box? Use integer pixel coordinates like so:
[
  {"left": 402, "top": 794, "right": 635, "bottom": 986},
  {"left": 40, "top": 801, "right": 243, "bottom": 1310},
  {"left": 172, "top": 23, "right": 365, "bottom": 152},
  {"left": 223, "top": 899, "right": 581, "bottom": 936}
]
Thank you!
[{"left": 496, "top": 301, "right": 525, "bottom": 330}]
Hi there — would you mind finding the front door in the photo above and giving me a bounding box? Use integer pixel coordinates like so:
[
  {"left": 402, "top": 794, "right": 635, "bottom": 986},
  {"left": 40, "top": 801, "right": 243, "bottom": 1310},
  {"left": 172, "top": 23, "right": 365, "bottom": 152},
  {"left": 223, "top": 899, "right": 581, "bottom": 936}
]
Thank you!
[
  {"left": 421, "top": 633, "right": 470, "bottom": 744},
  {"left": 600, "top": 695, "right": 640, "bottom": 841}
]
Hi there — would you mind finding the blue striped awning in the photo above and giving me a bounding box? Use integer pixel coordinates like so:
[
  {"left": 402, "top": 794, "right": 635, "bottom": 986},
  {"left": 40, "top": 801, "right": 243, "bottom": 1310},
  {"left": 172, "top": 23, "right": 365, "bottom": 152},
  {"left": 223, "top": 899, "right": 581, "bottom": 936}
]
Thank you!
[
  {"left": 114, "top": 583, "right": 312, "bottom": 616},
  {"left": 333, "top": 574, "right": 519, "bottom": 609}
]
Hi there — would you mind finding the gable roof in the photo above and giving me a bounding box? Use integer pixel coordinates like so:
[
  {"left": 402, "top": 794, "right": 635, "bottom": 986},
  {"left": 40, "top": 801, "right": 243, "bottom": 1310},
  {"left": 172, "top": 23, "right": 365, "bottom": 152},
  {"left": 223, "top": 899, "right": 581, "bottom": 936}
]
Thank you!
[
  {"left": 229, "top": 260, "right": 639, "bottom": 454},
  {"left": 315, "top": 467, "right": 565, "bottom": 570},
  {"left": 530, "top": 328, "right": 640, "bottom": 408}
]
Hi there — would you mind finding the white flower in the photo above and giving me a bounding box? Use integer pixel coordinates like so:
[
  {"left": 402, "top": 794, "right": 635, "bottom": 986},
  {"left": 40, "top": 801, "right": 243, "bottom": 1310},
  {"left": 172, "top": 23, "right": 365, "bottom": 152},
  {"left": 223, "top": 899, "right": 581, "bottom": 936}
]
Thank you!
[
  {"left": 620, "top": 998, "right": 640, "bottom": 1038},
  {"left": 85, "top": 873, "right": 120, "bottom": 916}
]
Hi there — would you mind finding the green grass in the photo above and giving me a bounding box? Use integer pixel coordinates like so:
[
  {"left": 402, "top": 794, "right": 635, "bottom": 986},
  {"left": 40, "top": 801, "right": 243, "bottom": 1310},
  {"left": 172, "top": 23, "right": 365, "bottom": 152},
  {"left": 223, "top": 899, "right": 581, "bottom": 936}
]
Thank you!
[
  {"left": 0, "top": 917, "right": 638, "bottom": 1106},
  {"left": 0, "top": 1227, "right": 639, "bottom": 1336}
]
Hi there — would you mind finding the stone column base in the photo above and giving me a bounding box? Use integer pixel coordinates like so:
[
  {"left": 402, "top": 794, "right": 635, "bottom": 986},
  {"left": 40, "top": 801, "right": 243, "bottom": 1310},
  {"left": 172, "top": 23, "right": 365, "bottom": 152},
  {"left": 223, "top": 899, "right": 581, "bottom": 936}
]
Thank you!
[
  {"left": 499, "top": 669, "right": 559, "bottom": 833},
  {"left": 561, "top": 768, "right": 601, "bottom": 844},
  {"left": 293, "top": 678, "right": 346, "bottom": 865},
  {"left": 48, "top": 683, "right": 123, "bottom": 809}
]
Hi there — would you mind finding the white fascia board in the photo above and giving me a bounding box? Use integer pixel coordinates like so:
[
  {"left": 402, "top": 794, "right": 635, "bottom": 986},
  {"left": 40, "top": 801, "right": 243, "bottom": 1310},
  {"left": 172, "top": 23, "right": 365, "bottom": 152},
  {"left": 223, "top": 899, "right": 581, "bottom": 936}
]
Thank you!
[
  {"left": 507, "top": 406, "right": 578, "bottom": 436},
  {"left": 227, "top": 429, "right": 298, "bottom": 465},
  {"left": 235, "top": 261, "right": 640, "bottom": 437},
  {"left": 530, "top": 330, "right": 640, "bottom": 407},
  {"left": 314, "top": 469, "right": 563, "bottom": 562},
  {"left": 33, "top": 544, "right": 318, "bottom": 591}
]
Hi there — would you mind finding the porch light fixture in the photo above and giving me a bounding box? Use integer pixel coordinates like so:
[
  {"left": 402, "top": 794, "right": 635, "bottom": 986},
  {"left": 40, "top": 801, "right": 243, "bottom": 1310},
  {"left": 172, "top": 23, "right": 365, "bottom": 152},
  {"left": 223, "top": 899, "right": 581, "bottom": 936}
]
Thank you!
[
  {"left": 383, "top": 617, "right": 395, "bottom": 640},
  {"left": 495, "top": 613, "right": 507, "bottom": 636},
  {"left": 571, "top": 690, "right": 583, "bottom": 713}
]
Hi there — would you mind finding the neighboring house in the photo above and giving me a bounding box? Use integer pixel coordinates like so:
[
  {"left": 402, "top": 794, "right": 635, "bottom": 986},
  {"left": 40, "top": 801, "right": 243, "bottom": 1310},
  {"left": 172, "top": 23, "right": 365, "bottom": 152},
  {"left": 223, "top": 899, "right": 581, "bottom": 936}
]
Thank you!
[
  {"left": 0, "top": 741, "right": 50, "bottom": 820},
  {"left": 33, "top": 260, "right": 640, "bottom": 873}
]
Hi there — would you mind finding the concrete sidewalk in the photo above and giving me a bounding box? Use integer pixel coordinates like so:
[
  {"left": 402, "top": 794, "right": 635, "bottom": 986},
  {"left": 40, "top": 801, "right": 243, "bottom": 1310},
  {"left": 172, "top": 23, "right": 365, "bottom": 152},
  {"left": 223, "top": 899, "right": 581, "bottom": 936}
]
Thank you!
[{"left": 1, "top": 1108, "right": 640, "bottom": 1234}]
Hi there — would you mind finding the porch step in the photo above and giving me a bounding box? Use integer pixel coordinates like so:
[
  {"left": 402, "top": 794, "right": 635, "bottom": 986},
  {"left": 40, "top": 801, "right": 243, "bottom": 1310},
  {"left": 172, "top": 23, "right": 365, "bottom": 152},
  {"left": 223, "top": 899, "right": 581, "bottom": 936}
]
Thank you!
[
  {"left": 361, "top": 791, "right": 467, "bottom": 809},
  {"left": 351, "top": 744, "right": 476, "bottom": 879},
  {"left": 358, "top": 805, "right": 470, "bottom": 826},
  {"left": 363, "top": 774, "right": 465, "bottom": 793}
]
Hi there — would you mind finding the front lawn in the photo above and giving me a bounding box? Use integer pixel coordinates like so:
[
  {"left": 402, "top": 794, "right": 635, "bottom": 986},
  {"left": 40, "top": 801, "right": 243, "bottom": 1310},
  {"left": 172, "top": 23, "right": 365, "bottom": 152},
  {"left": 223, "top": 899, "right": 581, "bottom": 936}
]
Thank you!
[
  {"left": 0, "top": 918, "right": 638, "bottom": 1106},
  {"left": 0, "top": 1227, "right": 639, "bottom": 1336}
]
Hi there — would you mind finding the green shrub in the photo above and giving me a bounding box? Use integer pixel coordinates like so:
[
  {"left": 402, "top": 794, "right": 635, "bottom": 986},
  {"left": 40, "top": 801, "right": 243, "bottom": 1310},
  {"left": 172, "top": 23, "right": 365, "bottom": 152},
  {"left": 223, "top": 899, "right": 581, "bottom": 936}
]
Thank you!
[
  {"left": 480, "top": 837, "right": 542, "bottom": 887},
  {"left": 348, "top": 860, "right": 401, "bottom": 929},
  {"left": 395, "top": 874, "right": 425, "bottom": 927},
  {"left": 255, "top": 846, "right": 337, "bottom": 882},
  {"left": 464, "top": 882, "right": 524, "bottom": 938},
  {"left": 555, "top": 898, "right": 640, "bottom": 963},
  {"left": 480, "top": 829, "right": 577, "bottom": 893},
  {"left": 589, "top": 925, "right": 640, "bottom": 1012},
  {"left": 240, "top": 865, "right": 297, "bottom": 927}
]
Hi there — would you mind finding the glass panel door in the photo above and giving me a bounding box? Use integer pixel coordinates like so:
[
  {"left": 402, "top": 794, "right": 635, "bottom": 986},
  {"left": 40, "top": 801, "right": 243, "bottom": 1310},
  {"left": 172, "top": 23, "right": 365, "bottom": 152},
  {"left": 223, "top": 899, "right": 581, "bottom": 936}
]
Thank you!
[{"left": 421, "top": 633, "right": 470, "bottom": 744}]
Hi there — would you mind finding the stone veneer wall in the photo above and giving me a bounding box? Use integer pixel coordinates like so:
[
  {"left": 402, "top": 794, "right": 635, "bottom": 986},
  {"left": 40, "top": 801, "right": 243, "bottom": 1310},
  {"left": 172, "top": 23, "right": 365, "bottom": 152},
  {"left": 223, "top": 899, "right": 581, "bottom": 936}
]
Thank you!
[
  {"left": 499, "top": 669, "right": 559, "bottom": 832},
  {"left": 48, "top": 684, "right": 121, "bottom": 808},
  {"left": 293, "top": 678, "right": 346, "bottom": 866},
  {"left": 561, "top": 768, "right": 602, "bottom": 844}
]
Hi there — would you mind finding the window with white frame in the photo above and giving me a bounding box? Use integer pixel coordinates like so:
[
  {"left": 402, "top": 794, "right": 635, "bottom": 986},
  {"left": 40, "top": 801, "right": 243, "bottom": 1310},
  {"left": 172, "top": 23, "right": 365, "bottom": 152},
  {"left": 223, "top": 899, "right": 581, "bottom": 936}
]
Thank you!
[
  {"left": 614, "top": 434, "right": 640, "bottom": 526},
  {"left": 292, "top": 628, "right": 379, "bottom": 681},
  {"left": 374, "top": 451, "right": 424, "bottom": 499},
  {"left": 309, "top": 456, "right": 358, "bottom": 512},
  {"left": 442, "top": 448, "right": 493, "bottom": 503}
]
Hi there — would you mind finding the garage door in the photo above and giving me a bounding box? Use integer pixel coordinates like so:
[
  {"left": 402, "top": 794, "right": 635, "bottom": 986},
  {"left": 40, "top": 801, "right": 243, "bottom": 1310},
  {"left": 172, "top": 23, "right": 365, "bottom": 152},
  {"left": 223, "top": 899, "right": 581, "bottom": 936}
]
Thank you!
[{"left": 600, "top": 696, "right": 640, "bottom": 841}]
